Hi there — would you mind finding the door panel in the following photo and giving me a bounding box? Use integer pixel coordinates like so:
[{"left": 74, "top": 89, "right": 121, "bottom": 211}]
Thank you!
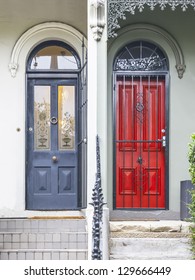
[
  {"left": 115, "top": 76, "right": 166, "bottom": 209},
  {"left": 26, "top": 79, "right": 78, "bottom": 210}
]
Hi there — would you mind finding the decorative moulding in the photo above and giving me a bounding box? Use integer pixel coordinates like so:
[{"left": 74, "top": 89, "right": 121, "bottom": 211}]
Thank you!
[
  {"left": 8, "top": 63, "right": 18, "bottom": 78},
  {"left": 9, "top": 22, "right": 86, "bottom": 77},
  {"left": 90, "top": 0, "right": 106, "bottom": 41}
]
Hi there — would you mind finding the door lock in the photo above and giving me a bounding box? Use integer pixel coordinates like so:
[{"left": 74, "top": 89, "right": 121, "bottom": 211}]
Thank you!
[
  {"left": 50, "top": 117, "right": 58, "bottom": 125},
  {"left": 158, "top": 135, "right": 166, "bottom": 147},
  {"left": 162, "top": 136, "right": 166, "bottom": 147}
]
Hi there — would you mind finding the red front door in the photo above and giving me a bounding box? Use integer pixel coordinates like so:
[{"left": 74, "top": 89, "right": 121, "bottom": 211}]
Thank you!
[{"left": 115, "top": 75, "right": 166, "bottom": 209}]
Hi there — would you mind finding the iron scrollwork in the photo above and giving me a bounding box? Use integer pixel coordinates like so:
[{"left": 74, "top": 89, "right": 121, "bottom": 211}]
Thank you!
[
  {"left": 108, "top": 0, "right": 195, "bottom": 38},
  {"left": 115, "top": 55, "right": 165, "bottom": 71},
  {"left": 90, "top": 135, "right": 106, "bottom": 260}
]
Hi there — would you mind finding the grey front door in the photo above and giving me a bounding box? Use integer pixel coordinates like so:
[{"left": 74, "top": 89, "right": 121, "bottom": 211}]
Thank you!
[{"left": 26, "top": 78, "right": 78, "bottom": 210}]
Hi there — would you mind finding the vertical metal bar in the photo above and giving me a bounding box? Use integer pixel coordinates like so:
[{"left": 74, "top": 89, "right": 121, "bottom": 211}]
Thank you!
[
  {"left": 131, "top": 75, "right": 134, "bottom": 208},
  {"left": 139, "top": 75, "right": 143, "bottom": 208},
  {"left": 147, "top": 75, "right": 151, "bottom": 208},
  {"left": 165, "top": 74, "right": 169, "bottom": 209},
  {"left": 113, "top": 73, "right": 118, "bottom": 209},
  {"left": 113, "top": 74, "right": 116, "bottom": 209},
  {"left": 122, "top": 75, "right": 127, "bottom": 208},
  {"left": 156, "top": 75, "right": 159, "bottom": 208}
]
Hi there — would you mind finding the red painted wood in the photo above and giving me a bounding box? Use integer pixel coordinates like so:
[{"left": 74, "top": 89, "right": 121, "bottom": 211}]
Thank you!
[{"left": 116, "top": 77, "right": 166, "bottom": 209}]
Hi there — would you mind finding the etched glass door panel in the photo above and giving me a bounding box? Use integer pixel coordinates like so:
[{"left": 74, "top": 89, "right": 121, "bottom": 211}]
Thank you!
[
  {"left": 34, "top": 86, "right": 51, "bottom": 150},
  {"left": 58, "top": 86, "right": 75, "bottom": 150}
]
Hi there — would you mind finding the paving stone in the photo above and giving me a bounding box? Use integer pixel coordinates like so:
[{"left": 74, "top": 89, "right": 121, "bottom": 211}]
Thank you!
[
  {"left": 12, "top": 234, "right": 20, "bottom": 242},
  {"left": 45, "top": 233, "right": 52, "bottom": 242},
  {"left": 4, "top": 234, "right": 11, "bottom": 242},
  {"left": 26, "top": 252, "right": 34, "bottom": 260},
  {"left": 18, "top": 252, "right": 26, "bottom": 260},
  {"left": 35, "top": 252, "right": 43, "bottom": 260},
  {"left": 29, "top": 233, "right": 36, "bottom": 242},
  {"left": 60, "top": 252, "right": 68, "bottom": 260},
  {"left": 43, "top": 252, "right": 51, "bottom": 260},
  {"left": 0, "top": 252, "right": 8, "bottom": 260},
  {"left": 51, "top": 252, "right": 60, "bottom": 260},
  {"left": 9, "top": 252, "right": 17, "bottom": 260},
  {"left": 53, "top": 233, "right": 61, "bottom": 242}
]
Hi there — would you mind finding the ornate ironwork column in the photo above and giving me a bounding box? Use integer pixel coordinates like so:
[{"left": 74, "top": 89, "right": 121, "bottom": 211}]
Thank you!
[{"left": 90, "top": 135, "right": 105, "bottom": 260}]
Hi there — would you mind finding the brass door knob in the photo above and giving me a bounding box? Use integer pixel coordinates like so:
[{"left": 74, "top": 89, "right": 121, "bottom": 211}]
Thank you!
[{"left": 52, "top": 156, "right": 58, "bottom": 162}]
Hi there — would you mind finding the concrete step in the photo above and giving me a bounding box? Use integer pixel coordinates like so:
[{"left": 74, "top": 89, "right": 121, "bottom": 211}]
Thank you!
[
  {"left": 109, "top": 220, "right": 193, "bottom": 260},
  {"left": 110, "top": 237, "right": 192, "bottom": 260},
  {"left": 0, "top": 249, "right": 88, "bottom": 260}
]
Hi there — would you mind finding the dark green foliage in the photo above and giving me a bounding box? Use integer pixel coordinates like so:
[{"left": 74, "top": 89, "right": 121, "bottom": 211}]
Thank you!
[
  {"left": 188, "top": 133, "right": 195, "bottom": 258},
  {"left": 188, "top": 133, "right": 195, "bottom": 186}
]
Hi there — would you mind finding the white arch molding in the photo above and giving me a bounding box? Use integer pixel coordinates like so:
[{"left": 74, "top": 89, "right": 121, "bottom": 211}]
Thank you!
[
  {"left": 108, "top": 23, "right": 186, "bottom": 79},
  {"left": 9, "top": 22, "right": 87, "bottom": 77}
]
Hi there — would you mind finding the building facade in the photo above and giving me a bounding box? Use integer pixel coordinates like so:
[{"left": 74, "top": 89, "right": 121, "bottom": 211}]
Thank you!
[{"left": 0, "top": 0, "right": 195, "bottom": 260}]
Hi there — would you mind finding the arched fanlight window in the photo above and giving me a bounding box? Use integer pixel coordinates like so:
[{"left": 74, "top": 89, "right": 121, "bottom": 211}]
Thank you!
[
  {"left": 27, "top": 41, "right": 80, "bottom": 71},
  {"left": 114, "top": 41, "right": 168, "bottom": 71}
]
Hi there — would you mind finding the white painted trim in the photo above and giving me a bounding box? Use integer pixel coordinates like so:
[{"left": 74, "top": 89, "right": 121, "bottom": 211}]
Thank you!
[
  {"left": 9, "top": 22, "right": 87, "bottom": 77},
  {"left": 108, "top": 23, "right": 186, "bottom": 78}
]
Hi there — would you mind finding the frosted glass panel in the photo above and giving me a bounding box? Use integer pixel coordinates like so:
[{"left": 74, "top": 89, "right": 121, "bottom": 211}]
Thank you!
[
  {"left": 58, "top": 86, "right": 75, "bottom": 150},
  {"left": 34, "top": 86, "right": 51, "bottom": 150}
]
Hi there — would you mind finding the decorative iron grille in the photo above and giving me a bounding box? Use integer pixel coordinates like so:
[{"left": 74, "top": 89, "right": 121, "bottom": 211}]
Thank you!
[{"left": 114, "top": 41, "right": 168, "bottom": 71}]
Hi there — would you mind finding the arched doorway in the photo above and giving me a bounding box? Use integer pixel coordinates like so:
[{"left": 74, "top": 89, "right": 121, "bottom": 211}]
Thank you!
[
  {"left": 26, "top": 40, "right": 87, "bottom": 210},
  {"left": 113, "top": 41, "right": 169, "bottom": 209}
]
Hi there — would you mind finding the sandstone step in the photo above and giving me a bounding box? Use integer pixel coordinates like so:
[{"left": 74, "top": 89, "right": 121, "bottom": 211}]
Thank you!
[
  {"left": 0, "top": 249, "right": 88, "bottom": 260},
  {"left": 110, "top": 220, "right": 192, "bottom": 234}
]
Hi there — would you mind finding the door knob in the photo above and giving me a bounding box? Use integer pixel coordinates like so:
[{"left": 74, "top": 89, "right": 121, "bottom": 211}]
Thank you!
[{"left": 52, "top": 156, "right": 58, "bottom": 162}]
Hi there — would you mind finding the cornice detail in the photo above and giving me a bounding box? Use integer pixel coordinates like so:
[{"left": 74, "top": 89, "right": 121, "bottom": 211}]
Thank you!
[{"left": 108, "top": 0, "right": 195, "bottom": 38}]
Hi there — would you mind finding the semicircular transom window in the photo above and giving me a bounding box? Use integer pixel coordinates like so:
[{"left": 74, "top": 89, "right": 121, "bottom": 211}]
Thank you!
[
  {"left": 114, "top": 41, "right": 168, "bottom": 71},
  {"left": 29, "top": 42, "right": 80, "bottom": 70}
]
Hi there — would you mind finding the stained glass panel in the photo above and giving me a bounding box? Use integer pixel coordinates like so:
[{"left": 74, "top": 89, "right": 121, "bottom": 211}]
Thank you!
[
  {"left": 58, "top": 86, "right": 75, "bottom": 150},
  {"left": 34, "top": 86, "right": 51, "bottom": 150}
]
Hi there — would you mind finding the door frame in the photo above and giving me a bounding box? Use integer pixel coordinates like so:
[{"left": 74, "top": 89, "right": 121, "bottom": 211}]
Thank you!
[{"left": 113, "top": 71, "right": 170, "bottom": 210}]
